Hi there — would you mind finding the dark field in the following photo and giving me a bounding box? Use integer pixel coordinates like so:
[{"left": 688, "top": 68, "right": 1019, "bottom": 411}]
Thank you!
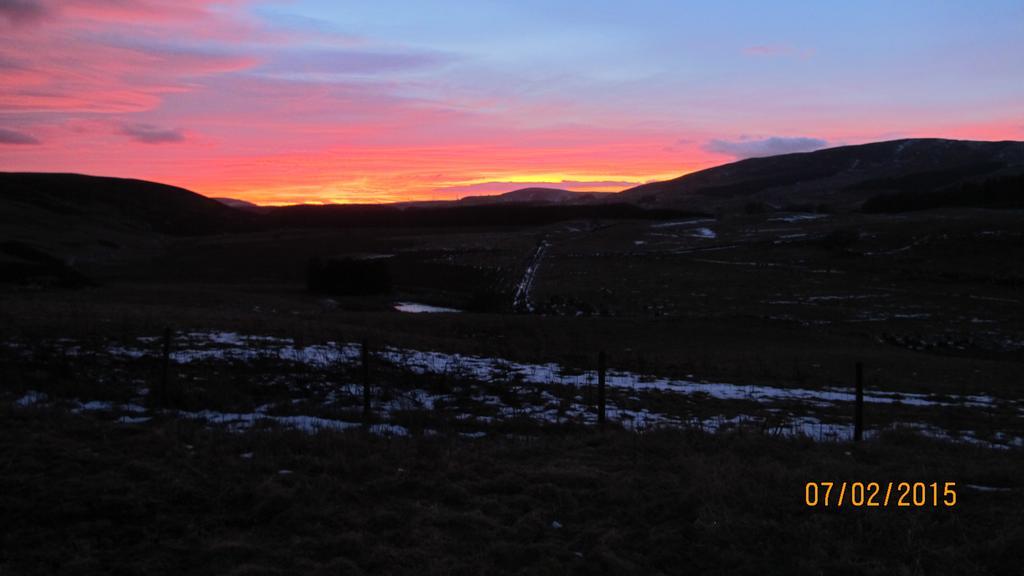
[
  {"left": 2, "top": 200, "right": 1023, "bottom": 574},
  {"left": 2, "top": 408, "right": 1022, "bottom": 576},
  {"left": 6, "top": 207, "right": 1022, "bottom": 395}
]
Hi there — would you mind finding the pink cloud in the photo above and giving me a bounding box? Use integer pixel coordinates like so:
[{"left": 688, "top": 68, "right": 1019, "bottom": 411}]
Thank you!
[
  {"left": 0, "top": 127, "right": 40, "bottom": 144},
  {"left": 13, "top": 0, "right": 245, "bottom": 26},
  {"left": 0, "top": 0, "right": 49, "bottom": 27},
  {"left": 119, "top": 123, "right": 184, "bottom": 143},
  {"left": 0, "top": 4, "right": 259, "bottom": 114},
  {"left": 0, "top": 1, "right": 729, "bottom": 202}
]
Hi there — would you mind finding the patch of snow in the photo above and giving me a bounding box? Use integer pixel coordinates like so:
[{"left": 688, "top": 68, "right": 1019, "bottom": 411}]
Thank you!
[
  {"left": 969, "top": 295, "right": 1020, "bottom": 304},
  {"left": 769, "top": 214, "right": 827, "bottom": 223},
  {"left": 689, "top": 227, "right": 717, "bottom": 239},
  {"left": 394, "top": 302, "right": 462, "bottom": 314},
  {"left": 369, "top": 423, "right": 410, "bottom": 437},
  {"left": 650, "top": 218, "right": 715, "bottom": 229},
  {"left": 74, "top": 400, "right": 147, "bottom": 414},
  {"left": 77, "top": 400, "right": 114, "bottom": 411},
  {"left": 964, "top": 484, "right": 1012, "bottom": 492},
  {"left": 512, "top": 240, "right": 548, "bottom": 311},
  {"left": 117, "top": 416, "right": 151, "bottom": 424},
  {"left": 77, "top": 331, "right": 1014, "bottom": 416},
  {"left": 93, "top": 331, "right": 1007, "bottom": 412},
  {"left": 29, "top": 332, "right": 1023, "bottom": 449},
  {"left": 691, "top": 258, "right": 778, "bottom": 267},
  {"left": 806, "top": 294, "right": 881, "bottom": 302},
  {"left": 106, "top": 345, "right": 147, "bottom": 359},
  {"left": 14, "top": 391, "right": 47, "bottom": 407},
  {"left": 192, "top": 331, "right": 247, "bottom": 346},
  {"left": 179, "top": 409, "right": 361, "bottom": 434}
]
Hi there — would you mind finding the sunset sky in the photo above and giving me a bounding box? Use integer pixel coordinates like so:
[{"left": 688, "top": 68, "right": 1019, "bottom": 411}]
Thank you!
[{"left": 1, "top": 0, "right": 1022, "bottom": 204}]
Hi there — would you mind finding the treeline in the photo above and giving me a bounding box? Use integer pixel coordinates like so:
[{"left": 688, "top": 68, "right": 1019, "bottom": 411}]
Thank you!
[
  {"left": 861, "top": 173, "right": 1024, "bottom": 213},
  {"left": 267, "top": 203, "right": 709, "bottom": 229}
]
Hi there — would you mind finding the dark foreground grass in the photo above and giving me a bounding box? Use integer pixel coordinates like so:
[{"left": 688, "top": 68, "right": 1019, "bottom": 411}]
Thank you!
[{"left": 1, "top": 408, "right": 1022, "bottom": 576}]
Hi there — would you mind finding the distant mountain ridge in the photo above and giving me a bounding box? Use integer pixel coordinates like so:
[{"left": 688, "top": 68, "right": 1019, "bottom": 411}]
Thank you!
[
  {"left": 617, "top": 138, "right": 1024, "bottom": 211},
  {"left": 456, "top": 187, "right": 600, "bottom": 205},
  {"left": 398, "top": 139, "right": 1024, "bottom": 212},
  {"left": 3, "top": 138, "right": 1022, "bottom": 237},
  {"left": 6, "top": 138, "right": 1019, "bottom": 287},
  {"left": 212, "top": 197, "right": 272, "bottom": 214},
  {"left": 396, "top": 187, "right": 603, "bottom": 208}
]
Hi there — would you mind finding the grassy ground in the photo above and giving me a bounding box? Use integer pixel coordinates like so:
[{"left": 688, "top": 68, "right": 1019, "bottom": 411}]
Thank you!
[
  {"left": 1, "top": 407, "right": 1021, "bottom": 576},
  {"left": 2, "top": 210, "right": 1021, "bottom": 574},
  {"left": 3, "top": 209, "right": 1021, "bottom": 402},
  {"left": 2, "top": 281, "right": 1021, "bottom": 400}
]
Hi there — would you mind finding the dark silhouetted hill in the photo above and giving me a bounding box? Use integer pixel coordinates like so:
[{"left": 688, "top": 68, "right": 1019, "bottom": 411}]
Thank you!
[
  {"left": 396, "top": 187, "right": 604, "bottom": 208},
  {"left": 862, "top": 172, "right": 1024, "bottom": 213},
  {"left": 616, "top": 139, "right": 1024, "bottom": 212},
  {"left": 0, "top": 173, "right": 258, "bottom": 236},
  {"left": 456, "top": 187, "right": 600, "bottom": 205},
  {"left": 212, "top": 197, "right": 272, "bottom": 214}
]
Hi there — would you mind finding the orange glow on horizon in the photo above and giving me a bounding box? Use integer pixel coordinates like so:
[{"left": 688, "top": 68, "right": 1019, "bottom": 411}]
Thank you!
[
  {"left": 128, "top": 141, "right": 714, "bottom": 205},
  {"left": 192, "top": 169, "right": 695, "bottom": 206}
]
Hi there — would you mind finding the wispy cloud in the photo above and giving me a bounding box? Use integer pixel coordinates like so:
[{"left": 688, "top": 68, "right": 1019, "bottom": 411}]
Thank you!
[
  {"left": 0, "top": 0, "right": 260, "bottom": 114},
  {"left": 0, "top": 0, "right": 49, "bottom": 27},
  {"left": 119, "top": 123, "right": 184, "bottom": 144},
  {"left": 0, "top": 127, "right": 40, "bottom": 144},
  {"left": 704, "top": 136, "right": 828, "bottom": 159}
]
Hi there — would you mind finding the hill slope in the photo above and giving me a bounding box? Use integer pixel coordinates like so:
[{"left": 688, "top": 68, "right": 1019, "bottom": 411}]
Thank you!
[
  {"left": 456, "top": 187, "right": 601, "bottom": 205},
  {"left": 0, "top": 173, "right": 259, "bottom": 282},
  {"left": 0, "top": 173, "right": 256, "bottom": 236},
  {"left": 212, "top": 197, "right": 272, "bottom": 214},
  {"left": 396, "top": 187, "right": 604, "bottom": 208},
  {"left": 617, "top": 138, "right": 1024, "bottom": 212}
]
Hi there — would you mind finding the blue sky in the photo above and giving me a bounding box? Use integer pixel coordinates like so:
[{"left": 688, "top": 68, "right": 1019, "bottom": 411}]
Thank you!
[{"left": 2, "top": 0, "right": 1022, "bottom": 202}]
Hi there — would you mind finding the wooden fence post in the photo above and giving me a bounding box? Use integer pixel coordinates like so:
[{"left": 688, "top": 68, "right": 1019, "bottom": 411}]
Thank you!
[
  {"left": 598, "top": 350, "right": 607, "bottom": 429},
  {"left": 160, "top": 327, "right": 171, "bottom": 407},
  {"left": 854, "top": 361, "right": 864, "bottom": 442},
  {"left": 362, "top": 338, "right": 371, "bottom": 426}
]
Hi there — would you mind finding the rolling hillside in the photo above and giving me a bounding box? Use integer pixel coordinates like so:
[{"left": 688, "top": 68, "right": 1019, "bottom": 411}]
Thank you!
[
  {"left": 0, "top": 173, "right": 256, "bottom": 236},
  {"left": 616, "top": 138, "right": 1024, "bottom": 212},
  {"left": 455, "top": 187, "right": 601, "bottom": 205},
  {"left": 3, "top": 137, "right": 1021, "bottom": 279},
  {"left": 0, "top": 173, "right": 258, "bottom": 282}
]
